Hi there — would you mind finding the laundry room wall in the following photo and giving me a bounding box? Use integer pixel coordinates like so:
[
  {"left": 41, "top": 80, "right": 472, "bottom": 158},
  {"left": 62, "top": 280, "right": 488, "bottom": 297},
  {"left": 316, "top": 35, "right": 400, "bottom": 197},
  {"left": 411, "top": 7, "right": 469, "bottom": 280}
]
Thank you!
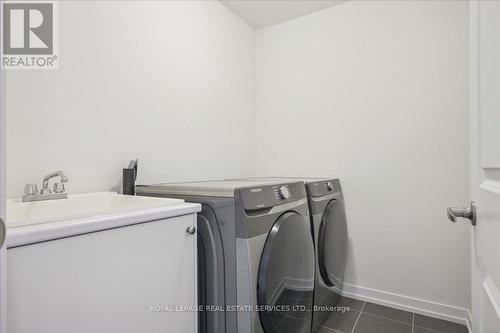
[
  {"left": 6, "top": 1, "right": 255, "bottom": 198},
  {"left": 255, "top": 0, "right": 471, "bottom": 321},
  {"left": 6, "top": 0, "right": 472, "bottom": 324}
]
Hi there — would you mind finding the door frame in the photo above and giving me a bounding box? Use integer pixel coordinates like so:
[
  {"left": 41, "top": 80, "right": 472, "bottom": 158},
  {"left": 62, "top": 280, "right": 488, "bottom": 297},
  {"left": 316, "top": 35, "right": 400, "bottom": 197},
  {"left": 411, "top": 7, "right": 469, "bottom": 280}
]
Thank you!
[
  {"left": 0, "top": 1, "right": 7, "bottom": 331},
  {"left": 469, "top": 2, "right": 480, "bottom": 331}
]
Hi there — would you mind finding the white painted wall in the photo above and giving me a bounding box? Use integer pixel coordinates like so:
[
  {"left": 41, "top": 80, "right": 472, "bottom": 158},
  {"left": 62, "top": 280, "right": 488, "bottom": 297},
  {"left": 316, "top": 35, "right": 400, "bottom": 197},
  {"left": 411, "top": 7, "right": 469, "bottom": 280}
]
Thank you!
[
  {"left": 255, "top": 0, "right": 471, "bottom": 313},
  {"left": 6, "top": 1, "right": 255, "bottom": 198},
  {"left": 5, "top": 0, "right": 471, "bottom": 322}
]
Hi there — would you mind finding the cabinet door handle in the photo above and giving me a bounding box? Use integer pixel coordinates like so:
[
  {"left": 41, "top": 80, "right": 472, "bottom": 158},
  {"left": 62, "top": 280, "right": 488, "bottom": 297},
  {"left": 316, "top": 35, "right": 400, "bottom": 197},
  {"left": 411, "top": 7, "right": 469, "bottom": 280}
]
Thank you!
[{"left": 186, "top": 226, "right": 196, "bottom": 235}]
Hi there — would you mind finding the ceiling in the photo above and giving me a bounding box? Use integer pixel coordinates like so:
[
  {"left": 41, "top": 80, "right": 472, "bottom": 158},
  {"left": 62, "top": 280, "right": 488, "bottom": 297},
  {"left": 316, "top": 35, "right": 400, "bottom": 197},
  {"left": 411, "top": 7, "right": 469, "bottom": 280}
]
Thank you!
[{"left": 220, "top": 0, "right": 346, "bottom": 29}]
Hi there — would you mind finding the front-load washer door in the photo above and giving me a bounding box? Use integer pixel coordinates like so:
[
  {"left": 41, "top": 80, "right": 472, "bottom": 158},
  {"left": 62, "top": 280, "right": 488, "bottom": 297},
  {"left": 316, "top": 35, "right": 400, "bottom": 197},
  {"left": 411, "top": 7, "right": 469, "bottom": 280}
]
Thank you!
[
  {"left": 317, "top": 200, "right": 348, "bottom": 288},
  {"left": 257, "top": 212, "right": 315, "bottom": 333},
  {"left": 197, "top": 207, "right": 226, "bottom": 333}
]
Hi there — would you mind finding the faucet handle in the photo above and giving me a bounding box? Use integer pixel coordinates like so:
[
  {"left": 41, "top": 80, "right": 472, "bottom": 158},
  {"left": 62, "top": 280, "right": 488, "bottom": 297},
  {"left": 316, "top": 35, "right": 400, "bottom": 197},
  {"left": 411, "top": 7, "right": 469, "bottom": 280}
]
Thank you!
[
  {"left": 53, "top": 182, "right": 65, "bottom": 194},
  {"left": 24, "top": 184, "right": 38, "bottom": 195},
  {"left": 41, "top": 186, "right": 51, "bottom": 195}
]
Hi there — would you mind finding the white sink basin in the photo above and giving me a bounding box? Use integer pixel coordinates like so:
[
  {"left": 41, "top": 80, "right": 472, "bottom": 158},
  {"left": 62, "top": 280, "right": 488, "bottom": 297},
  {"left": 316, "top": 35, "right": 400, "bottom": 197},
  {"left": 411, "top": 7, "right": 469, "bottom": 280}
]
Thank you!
[{"left": 7, "top": 192, "right": 185, "bottom": 229}]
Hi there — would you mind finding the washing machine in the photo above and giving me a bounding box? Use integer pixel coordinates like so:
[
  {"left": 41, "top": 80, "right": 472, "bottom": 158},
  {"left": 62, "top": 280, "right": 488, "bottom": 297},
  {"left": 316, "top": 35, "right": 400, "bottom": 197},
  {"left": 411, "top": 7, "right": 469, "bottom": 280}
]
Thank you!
[
  {"left": 233, "top": 177, "right": 348, "bottom": 333},
  {"left": 135, "top": 180, "right": 315, "bottom": 333}
]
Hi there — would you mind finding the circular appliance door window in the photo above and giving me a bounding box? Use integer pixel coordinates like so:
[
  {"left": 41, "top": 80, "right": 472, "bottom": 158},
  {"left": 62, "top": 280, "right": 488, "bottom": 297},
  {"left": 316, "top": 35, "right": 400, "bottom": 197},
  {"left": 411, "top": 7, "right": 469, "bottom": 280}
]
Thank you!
[
  {"left": 257, "top": 212, "right": 315, "bottom": 333},
  {"left": 318, "top": 200, "right": 348, "bottom": 287}
]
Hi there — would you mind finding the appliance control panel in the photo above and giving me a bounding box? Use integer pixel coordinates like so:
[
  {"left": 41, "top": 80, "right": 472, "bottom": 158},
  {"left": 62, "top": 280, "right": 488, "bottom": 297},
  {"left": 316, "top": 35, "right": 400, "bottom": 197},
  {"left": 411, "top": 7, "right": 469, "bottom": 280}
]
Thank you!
[
  {"left": 307, "top": 178, "right": 341, "bottom": 197},
  {"left": 238, "top": 182, "right": 306, "bottom": 211}
]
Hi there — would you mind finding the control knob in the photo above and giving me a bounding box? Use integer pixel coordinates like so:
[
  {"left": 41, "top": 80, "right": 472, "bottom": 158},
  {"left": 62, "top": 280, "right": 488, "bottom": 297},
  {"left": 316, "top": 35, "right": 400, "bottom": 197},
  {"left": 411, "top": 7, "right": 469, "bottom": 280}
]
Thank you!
[
  {"left": 278, "top": 186, "right": 291, "bottom": 200},
  {"left": 327, "top": 182, "right": 334, "bottom": 191}
]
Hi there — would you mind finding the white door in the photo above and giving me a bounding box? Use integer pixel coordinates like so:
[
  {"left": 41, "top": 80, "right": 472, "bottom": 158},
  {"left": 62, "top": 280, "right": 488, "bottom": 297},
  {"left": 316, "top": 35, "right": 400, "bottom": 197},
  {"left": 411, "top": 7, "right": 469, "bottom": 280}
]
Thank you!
[{"left": 468, "top": 1, "right": 500, "bottom": 332}]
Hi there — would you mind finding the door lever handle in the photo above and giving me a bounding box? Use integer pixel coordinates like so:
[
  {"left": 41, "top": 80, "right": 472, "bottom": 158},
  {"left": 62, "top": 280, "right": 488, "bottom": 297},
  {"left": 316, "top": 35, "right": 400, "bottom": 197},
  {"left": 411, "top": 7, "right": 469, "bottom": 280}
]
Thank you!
[{"left": 447, "top": 201, "right": 476, "bottom": 226}]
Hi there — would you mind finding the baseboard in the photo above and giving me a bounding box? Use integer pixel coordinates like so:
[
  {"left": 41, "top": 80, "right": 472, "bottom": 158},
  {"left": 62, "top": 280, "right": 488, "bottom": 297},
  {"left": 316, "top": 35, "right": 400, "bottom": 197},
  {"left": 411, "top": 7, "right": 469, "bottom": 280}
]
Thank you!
[
  {"left": 268, "top": 278, "right": 285, "bottom": 306},
  {"left": 268, "top": 277, "right": 314, "bottom": 306},
  {"left": 338, "top": 282, "right": 472, "bottom": 332},
  {"left": 284, "top": 277, "right": 315, "bottom": 291},
  {"left": 465, "top": 310, "right": 472, "bottom": 333}
]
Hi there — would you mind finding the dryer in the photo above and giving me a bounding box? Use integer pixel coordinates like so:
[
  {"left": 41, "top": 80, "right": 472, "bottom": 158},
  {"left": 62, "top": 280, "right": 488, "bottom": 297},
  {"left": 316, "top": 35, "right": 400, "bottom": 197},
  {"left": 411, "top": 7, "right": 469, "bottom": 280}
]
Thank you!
[
  {"left": 233, "top": 177, "right": 348, "bottom": 333},
  {"left": 304, "top": 178, "right": 347, "bottom": 332},
  {"left": 135, "top": 180, "right": 315, "bottom": 333}
]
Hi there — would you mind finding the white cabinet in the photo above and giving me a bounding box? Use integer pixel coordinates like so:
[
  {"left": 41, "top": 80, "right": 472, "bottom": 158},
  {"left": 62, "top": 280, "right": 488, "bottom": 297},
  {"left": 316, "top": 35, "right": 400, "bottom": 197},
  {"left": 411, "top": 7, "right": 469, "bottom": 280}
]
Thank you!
[{"left": 7, "top": 213, "right": 197, "bottom": 333}]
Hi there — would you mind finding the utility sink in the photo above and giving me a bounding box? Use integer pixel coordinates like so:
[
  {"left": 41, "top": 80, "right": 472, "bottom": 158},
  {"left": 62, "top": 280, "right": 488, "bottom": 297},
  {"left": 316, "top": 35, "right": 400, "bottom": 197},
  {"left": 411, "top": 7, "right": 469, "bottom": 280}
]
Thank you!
[{"left": 7, "top": 192, "right": 185, "bottom": 229}]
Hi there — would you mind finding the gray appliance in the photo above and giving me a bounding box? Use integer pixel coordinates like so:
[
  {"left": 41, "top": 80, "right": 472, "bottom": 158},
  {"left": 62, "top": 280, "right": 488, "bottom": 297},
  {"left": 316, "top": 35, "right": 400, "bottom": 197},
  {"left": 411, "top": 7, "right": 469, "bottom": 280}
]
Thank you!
[
  {"left": 135, "top": 180, "right": 315, "bottom": 333},
  {"left": 233, "top": 177, "right": 348, "bottom": 333}
]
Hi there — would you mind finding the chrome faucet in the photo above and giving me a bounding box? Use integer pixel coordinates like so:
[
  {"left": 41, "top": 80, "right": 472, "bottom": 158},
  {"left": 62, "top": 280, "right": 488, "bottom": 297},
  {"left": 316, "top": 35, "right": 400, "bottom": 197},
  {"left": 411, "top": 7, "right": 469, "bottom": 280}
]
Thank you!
[
  {"left": 42, "top": 171, "right": 68, "bottom": 194},
  {"left": 22, "top": 171, "right": 69, "bottom": 202}
]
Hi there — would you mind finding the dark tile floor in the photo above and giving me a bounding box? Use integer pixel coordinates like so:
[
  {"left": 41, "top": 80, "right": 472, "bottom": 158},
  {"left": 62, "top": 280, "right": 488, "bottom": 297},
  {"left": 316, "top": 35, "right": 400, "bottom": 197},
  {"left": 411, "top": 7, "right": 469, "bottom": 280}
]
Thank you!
[{"left": 318, "top": 296, "right": 468, "bottom": 333}]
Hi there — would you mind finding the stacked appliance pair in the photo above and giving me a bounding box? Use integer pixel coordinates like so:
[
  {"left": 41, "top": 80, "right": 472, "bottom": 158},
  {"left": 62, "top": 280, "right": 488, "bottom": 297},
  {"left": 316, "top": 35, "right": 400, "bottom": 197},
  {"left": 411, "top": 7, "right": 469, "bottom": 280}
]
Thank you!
[{"left": 135, "top": 177, "right": 347, "bottom": 333}]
